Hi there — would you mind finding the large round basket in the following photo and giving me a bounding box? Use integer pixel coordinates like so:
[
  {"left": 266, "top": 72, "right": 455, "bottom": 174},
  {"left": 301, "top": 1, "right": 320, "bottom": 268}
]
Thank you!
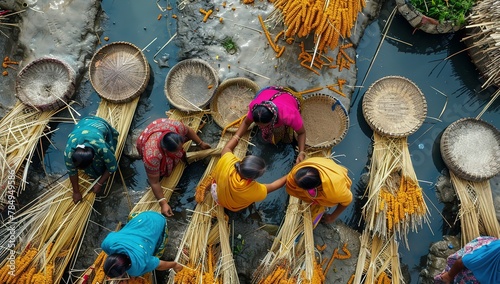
[
  {"left": 89, "top": 41, "right": 150, "bottom": 103},
  {"left": 440, "top": 118, "right": 500, "bottom": 182},
  {"left": 362, "top": 76, "right": 427, "bottom": 138},
  {"left": 301, "top": 93, "right": 349, "bottom": 148},
  {"left": 15, "top": 57, "right": 76, "bottom": 111},
  {"left": 210, "top": 77, "right": 259, "bottom": 131},
  {"left": 165, "top": 58, "right": 219, "bottom": 112}
]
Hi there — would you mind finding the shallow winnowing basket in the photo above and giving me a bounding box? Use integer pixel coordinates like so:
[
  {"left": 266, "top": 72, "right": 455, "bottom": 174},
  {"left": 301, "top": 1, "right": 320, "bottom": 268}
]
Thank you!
[
  {"left": 16, "top": 57, "right": 76, "bottom": 111},
  {"left": 89, "top": 41, "right": 150, "bottom": 103},
  {"left": 362, "top": 76, "right": 427, "bottom": 137},
  {"left": 165, "top": 58, "right": 219, "bottom": 112},
  {"left": 210, "top": 77, "right": 259, "bottom": 131},
  {"left": 440, "top": 117, "right": 500, "bottom": 182},
  {"left": 301, "top": 93, "right": 349, "bottom": 148}
]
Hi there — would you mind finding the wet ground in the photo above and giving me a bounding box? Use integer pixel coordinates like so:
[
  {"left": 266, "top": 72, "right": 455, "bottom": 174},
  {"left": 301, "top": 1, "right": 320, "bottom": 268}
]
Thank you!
[{"left": 1, "top": 0, "right": 499, "bottom": 283}]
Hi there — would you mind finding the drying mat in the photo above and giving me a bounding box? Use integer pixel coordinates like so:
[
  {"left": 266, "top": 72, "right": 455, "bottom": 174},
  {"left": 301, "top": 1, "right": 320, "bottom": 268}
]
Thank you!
[
  {"left": 362, "top": 76, "right": 427, "bottom": 137},
  {"left": 210, "top": 77, "right": 259, "bottom": 130},
  {"left": 302, "top": 93, "right": 349, "bottom": 148},
  {"left": 165, "top": 58, "right": 219, "bottom": 112},
  {"left": 15, "top": 57, "right": 76, "bottom": 111},
  {"left": 89, "top": 41, "right": 150, "bottom": 103},
  {"left": 440, "top": 117, "right": 500, "bottom": 182}
]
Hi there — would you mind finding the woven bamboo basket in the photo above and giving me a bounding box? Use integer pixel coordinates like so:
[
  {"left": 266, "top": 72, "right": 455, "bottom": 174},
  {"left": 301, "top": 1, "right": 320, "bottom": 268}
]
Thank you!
[
  {"left": 165, "top": 58, "right": 219, "bottom": 112},
  {"left": 440, "top": 117, "right": 500, "bottom": 182},
  {"left": 362, "top": 76, "right": 427, "bottom": 138},
  {"left": 15, "top": 57, "right": 76, "bottom": 111},
  {"left": 210, "top": 77, "right": 259, "bottom": 131},
  {"left": 301, "top": 93, "right": 349, "bottom": 148},
  {"left": 89, "top": 41, "right": 150, "bottom": 103}
]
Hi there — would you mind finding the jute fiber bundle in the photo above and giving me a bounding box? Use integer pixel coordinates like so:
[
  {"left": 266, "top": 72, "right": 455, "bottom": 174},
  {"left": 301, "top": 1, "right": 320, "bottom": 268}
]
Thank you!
[
  {"left": 252, "top": 197, "right": 326, "bottom": 284},
  {"left": 0, "top": 101, "right": 66, "bottom": 210},
  {"left": 450, "top": 171, "right": 500, "bottom": 245},
  {"left": 0, "top": 97, "right": 140, "bottom": 283},
  {"left": 168, "top": 132, "right": 249, "bottom": 284},
  {"left": 352, "top": 133, "right": 430, "bottom": 284},
  {"left": 464, "top": 0, "right": 500, "bottom": 89},
  {"left": 353, "top": 232, "right": 403, "bottom": 284},
  {"left": 361, "top": 133, "right": 429, "bottom": 246}
]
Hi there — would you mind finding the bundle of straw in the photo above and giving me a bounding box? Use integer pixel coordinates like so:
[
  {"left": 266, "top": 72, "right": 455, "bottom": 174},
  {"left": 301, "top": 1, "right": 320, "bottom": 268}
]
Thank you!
[
  {"left": 186, "top": 147, "right": 222, "bottom": 164},
  {"left": 463, "top": 0, "right": 500, "bottom": 89},
  {"left": 361, "top": 133, "right": 429, "bottom": 246},
  {"left": 0, "top": 102, "right": 67, "bottom": 210},
  {"left": 449, "top": 171, "right": 500, "bottom": 245},
  {"left": 352, "top": 232, "right": 403, "bottom": 284},
  {"left": 252, "top": 197, "right": 328, "bottom": 284},
  {"left": 352, "top": 132, "right": 429, "bottom": 284},
  {"left": 0, "top": 97, "right": 140, "bottom": 283},
  {"left": 167, "top": 132, "right": 247, "bottom": 284}
]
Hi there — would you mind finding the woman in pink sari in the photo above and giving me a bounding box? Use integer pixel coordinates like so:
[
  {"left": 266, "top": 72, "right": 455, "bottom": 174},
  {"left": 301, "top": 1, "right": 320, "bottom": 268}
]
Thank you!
[{"left": 232, "top": 86, "right": 307, "bottom": 163}]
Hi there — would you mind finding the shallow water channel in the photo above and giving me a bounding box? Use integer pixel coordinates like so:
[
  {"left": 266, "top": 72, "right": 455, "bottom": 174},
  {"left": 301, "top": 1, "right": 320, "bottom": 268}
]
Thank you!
[{"left": 34, "top": 0, "right": 500, "bottom": 283}]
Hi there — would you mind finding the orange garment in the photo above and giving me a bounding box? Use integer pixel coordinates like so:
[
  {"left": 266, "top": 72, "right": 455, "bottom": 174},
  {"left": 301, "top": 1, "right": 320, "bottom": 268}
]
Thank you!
[
  {"left": 286, "top": 157, "right": 352, "bottom": 207},
  {"left": 212, "top": 152, "right": 267, "bottom": 212}
]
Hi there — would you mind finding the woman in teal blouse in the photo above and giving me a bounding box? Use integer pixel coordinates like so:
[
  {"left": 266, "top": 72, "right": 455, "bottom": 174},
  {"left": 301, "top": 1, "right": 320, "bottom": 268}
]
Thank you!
[{"left": 64, "top": 116, "right": 119, "bottom": 203}]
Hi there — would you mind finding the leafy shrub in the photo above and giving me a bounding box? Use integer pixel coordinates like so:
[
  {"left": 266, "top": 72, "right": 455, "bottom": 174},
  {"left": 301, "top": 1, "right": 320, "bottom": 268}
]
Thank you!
[{"left": 409, "top": 0, "right": 476, "bottom": 26}]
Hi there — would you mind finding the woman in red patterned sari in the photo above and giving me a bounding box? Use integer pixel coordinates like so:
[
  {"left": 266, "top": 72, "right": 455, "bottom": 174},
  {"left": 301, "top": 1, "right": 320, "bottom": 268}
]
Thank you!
[{"left": 136, "top": 118, "right": 210, "bottom": 217}]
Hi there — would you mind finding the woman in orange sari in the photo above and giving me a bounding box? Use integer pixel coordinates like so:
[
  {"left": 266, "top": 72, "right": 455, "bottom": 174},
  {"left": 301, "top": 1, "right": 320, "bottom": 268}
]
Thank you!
[
  {"left": 211, "top": 134, "right": 287, "bottom": 212},
  {"left": 286, "top": 157, "right": 352, "bottom": 225}
]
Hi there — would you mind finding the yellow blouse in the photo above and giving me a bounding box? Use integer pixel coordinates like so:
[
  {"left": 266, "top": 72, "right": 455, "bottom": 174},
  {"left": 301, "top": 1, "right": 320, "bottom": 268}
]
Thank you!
[
  {"left": 286, "top": 157, "right": 352, "bottom": 207},
  {"left": 213, "top": 152, "right": 267, "bottom": 212}
]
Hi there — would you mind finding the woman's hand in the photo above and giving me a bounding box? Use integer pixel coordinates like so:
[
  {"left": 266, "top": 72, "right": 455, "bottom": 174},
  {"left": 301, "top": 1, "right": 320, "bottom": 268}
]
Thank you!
[
  {"left": 92, "top": 182, "right": 102, "bottom": 194},
  {"left": 173, "top": 262, "right": 183, "bottom": 273},
  {"left": 296, "top": 151, "right": 306, "bottom": 163},
  {"left": 198, "top": 141, "right": 211, "bottom": 150},
  {"left": 160, "top": 202, "right": 174, "bottom": 217},
  {"left": 72, "top": 192, "right": 82, "bottom": 204}
]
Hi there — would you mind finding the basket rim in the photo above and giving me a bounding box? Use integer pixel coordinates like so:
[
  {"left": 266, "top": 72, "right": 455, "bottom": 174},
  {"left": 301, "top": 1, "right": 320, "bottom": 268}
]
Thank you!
[
  {"left": 302, "top": 93, "right": 350, "bottom": 148},
  {"left": 440, "top": 117, "right": 500, "bottom": 181},
  {"left": 164, "top": 58, "right": 219, "bottom": 112},
  {"left": 89, "top": 41, "right": 150, "bottom": 103},
  {"left": 210, "top": 77, "right": 260, "bottom": 130},
  {"left": 362, "top": 75, "right": 427, "bottom": 138},
  {"left": 15, "top": 57, "right": 76, "bottom": 111}
]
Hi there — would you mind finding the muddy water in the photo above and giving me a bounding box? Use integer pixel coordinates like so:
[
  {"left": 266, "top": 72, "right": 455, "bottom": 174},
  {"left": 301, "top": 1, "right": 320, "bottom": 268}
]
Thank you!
[{"left": 36, "top": 0, "right": 499, "bottom": 283}]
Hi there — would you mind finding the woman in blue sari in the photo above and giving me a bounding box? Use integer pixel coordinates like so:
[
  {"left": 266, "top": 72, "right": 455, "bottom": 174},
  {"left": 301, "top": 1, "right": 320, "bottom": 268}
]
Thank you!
[
  {"left": 64, "top": 116, "right": 119, "bottom": 203},
  {"left": 434, "top": 236, "right": 500, "bottom": 283},
  {"left": 101, "top": 211, "right": 182, "bottom": 278}
]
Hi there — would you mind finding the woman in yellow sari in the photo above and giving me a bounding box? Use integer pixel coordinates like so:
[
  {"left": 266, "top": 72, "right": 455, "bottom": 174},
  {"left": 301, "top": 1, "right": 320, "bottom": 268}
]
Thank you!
[
  {"left": 211, "top": 134, "right": 287, "bottom": 212},
  {"left": 286, "top": 157, "right": 352, "bottom": 225}
]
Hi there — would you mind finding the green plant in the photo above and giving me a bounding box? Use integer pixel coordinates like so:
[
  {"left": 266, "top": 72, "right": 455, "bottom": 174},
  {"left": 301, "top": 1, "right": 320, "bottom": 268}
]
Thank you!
[
  {"left": 409, "top": 0, "right": 476, "bottom": 26},
  {"left": 233, "top": 234, "right": 245, "bottom": 255},
  {"left": 221, "top": 36, "right": 238, "bottom": 54}
]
